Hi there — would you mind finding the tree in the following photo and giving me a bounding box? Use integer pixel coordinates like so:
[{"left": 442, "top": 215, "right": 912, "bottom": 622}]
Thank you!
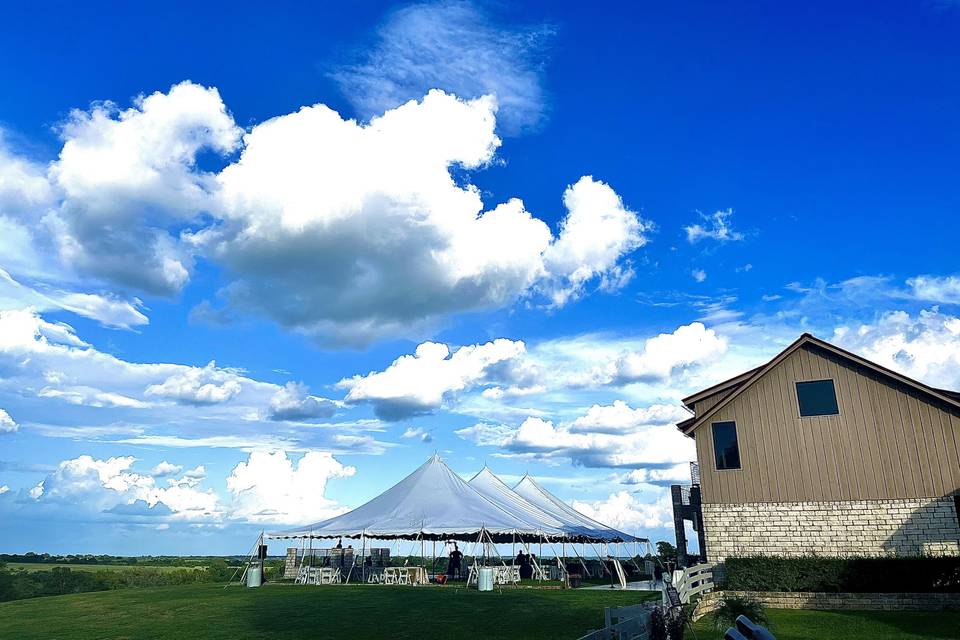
[{"left": 656, "top": 541, "right": 677, "bottom": 563}]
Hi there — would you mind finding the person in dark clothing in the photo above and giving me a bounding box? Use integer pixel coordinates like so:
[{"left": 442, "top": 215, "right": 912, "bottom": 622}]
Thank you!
[
  {"left": 518, "top": 551, "right": 533, "bottom": 579},
  {"left": 447, "top": 543, "right": 464, "bottom": 579},
  {"left": 335, "top": 538, "right": 343, "bottom": 549}
]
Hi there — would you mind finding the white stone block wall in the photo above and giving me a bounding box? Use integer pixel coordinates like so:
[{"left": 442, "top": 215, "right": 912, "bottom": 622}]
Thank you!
[{"left": 702, "top": 496, "right": 960, "bottom": 562}]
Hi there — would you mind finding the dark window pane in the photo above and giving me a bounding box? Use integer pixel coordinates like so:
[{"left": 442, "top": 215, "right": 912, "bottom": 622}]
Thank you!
[
  {"left": 796, "top": 379, "right": 839, "bottom": 417},
  {"left": 712, "top": 421, "right": 741, "bottom": 470}
]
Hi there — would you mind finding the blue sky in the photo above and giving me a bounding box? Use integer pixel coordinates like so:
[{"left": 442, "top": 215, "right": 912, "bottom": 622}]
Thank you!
[{"left": 1, "top": 0, "right": 960, "bottom": 555}]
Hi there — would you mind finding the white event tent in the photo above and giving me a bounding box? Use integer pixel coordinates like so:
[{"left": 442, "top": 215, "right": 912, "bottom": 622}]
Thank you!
[{"left": 269, "top": 455, "right": 643, "bottom": 545}]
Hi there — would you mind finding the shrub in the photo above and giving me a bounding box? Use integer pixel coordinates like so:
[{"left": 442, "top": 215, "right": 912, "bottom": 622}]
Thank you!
[
  {"left": 648, "top": 607, "right": 668, "bottom": 640},
  {"left": 666, "top": 607, "right": 689, "bottom": 640},
  {"left": 722, "top": 556, "right": 960, "bottom": 593},
  {"left": 711, "top": 595, "right": 768, "bottom": 631}
]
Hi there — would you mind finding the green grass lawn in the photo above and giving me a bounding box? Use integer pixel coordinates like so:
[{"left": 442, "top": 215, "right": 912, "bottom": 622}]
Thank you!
[
  {"left": 0, "top": 582, "right": 659, "bottom": 640},
  {"left": 690, "top": 608, "right": 960, "bottom": 640},
  {"left": 5, "top": 563, "right": 201, "bottom": 572}
]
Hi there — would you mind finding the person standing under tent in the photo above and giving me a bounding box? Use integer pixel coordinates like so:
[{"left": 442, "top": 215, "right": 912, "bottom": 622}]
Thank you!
[
  {"left": 518, "top": 551, "right": 532, "bottom": 579},
  {"left": 447, "top": 542, "right": 464, "bottom": 579}
]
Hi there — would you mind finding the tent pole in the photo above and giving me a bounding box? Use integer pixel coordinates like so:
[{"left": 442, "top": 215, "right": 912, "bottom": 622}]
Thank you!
[
  {"left": 360, "top": 531, "right": 366, "bottom": 584},
  {"left": 588, "top": 541, "right": 612, "bottom": 576},
  {"left": 539, "top": 535, "right": 543, "bottom": 582},
  {"left": 569, "top": 541, "right": 590, "bottom": 582},
  {"left": 225, "top": 532, "right": 262, "bottom": 589},
  {"left": 542, "top": 536, "right": 567, "bottom": 583}
]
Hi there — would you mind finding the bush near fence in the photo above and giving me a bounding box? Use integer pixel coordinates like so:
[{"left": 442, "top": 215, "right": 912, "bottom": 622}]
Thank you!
[{"left": 721, "top": 556, "right": 960, "bottom": 593}]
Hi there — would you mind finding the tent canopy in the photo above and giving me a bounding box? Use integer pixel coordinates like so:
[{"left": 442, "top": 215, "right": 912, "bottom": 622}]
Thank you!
[
  {"left": 270, "top": 455, "right": 541, "bottom": 542},
  {"left": 269, "top": 455, "right": 642, "bottom": 543},
  {"left": 468, "top": 467, "right": 566, "bottom": 532},
  {"left": 513, "top": 475, "right": 642, "bottom": 543}
]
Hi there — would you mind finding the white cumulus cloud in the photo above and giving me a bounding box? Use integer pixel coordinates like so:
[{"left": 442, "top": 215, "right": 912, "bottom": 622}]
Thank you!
[
  {"left": 30, "top": 455, "right": 221, "bottom": 521},
  {"left": 267, "top": 382, "right": 337, "bottom": 421},
  {"left": 592, "top": 322, "right": 728, "bottom": 385},
  {"left": 541, "top": 176, "right": 649, "bottom": 305},
  {"left": 457, "top": 399, "right": 695, "bottom": 469},
  {"left": 2, "top": 84, "right": 647, "bottom": 346},
  {"left": 226, "top": 450, "right": 355, "bottom": 524},
  {"left": 0, "top": 408, "right": 17, "bottom": 433},
  {"left": 338, "top": 338, "right": 528, "bottom": 419},
  {"left": 150, "top": 461, "right": 183, "bottom": 477},
  {"left": 833, "top": 307, "right": 960, "bottom": 390},
  {"left": 571, "top": 491, "right": 674, "bottom": 531},
  {"left": 49, "top": 81, "right": 241, "bottom": 295},
  {"left": 144, "top": 361, "right": 243, "bottom": 405}
]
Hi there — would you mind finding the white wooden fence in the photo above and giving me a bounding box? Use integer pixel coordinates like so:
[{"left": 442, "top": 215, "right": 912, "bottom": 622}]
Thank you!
[{"left": 667, "top": 562, "right": 715, "bottom": 605}]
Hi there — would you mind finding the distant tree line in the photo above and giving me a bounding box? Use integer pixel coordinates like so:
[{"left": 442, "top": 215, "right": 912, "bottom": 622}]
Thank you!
[
  {"left": 0, "top": 552, "right": 249, "bottom": 567},
  {"left": 0, "top": 558, "right": 284, "bottom": 603}
]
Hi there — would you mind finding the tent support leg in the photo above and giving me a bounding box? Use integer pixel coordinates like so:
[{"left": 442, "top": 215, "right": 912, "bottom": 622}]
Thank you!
[
  {"left": 225, "top": 532, "right": 262, "bottom": 589},
  {"left": 588, "top": 541, "right": 612, "bottom": 576},
  {"left": 569, "top": 541, "right": 590, "bottom": 582},
  {"left": 360, "top": 532, "right": 366, "bottom": 584}
]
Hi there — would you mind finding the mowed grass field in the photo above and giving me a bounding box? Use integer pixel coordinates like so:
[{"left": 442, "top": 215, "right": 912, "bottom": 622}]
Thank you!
[
  {"left": 690, "top": 608, "right": 960, "bottom": 640},
  {"left": 0, "top": 583, "right": 658, "bottom": 640},
  {"left": 5, "top": 563, "right": 200, "bottom": 572}
]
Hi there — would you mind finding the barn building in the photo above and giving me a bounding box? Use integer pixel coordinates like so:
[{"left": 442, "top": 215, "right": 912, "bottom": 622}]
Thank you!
[{"left": 672, "top": 333, "right": 960, "bottom": 565}]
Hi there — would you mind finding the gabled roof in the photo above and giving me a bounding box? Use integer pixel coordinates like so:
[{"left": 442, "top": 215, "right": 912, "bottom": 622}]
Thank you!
[
  {"left": 678, "top": 333, "right": 960, "bottom": 437},
  {"left": 681, "top": 365, "right": 762, "bottom": 407}
]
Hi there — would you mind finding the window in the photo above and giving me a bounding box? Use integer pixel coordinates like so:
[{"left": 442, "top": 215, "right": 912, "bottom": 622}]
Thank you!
[
  {"left": 712, "top": 421, "right": 741, "bottom": 470},
  {"left": 796, "top": 379, "right": 839, "bottom": 417}
]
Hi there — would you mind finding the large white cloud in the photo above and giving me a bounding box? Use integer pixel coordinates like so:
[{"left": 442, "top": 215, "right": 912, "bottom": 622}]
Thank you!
[
  {"left": 28, "top": 455, "right": 221, "bottom": 521},
  {"left": 49, "top": 81, "right": 241, "bottom": 295},
  {"left": 541, "top": 176, "right": 648, "bottom": 305},
  {"left": 2, "top": 84, "right": 647, "bottom": 346},
  {"left": 338, "top": 338, "right": 528, "bottom": 419},
  {"left": 571, "top": 491, "right": 674, "bottom": 531},
  {"left": 0, "top": 137, "right": 58, "bottom": 281},
  {"left": 833, "top": 307, "right": 960, "bottom": 390},
  {"left": 456, "top": 400, "right": 695, "bottom": 469},
  {"left": 569, "top": 401, "right": 690, "bottom": 435},
  {"left": 226, "top": 450, "right": 355, "bottom": 524},
  {"left": 591, "top": 322, "right": 728, "bottom": 385},
  {"left": 204, "top": 91, "right": 646, "bottom": 345}
]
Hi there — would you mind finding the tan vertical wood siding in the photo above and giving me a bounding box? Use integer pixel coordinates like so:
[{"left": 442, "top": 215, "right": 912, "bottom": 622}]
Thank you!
[{"left": 695, "top": 344, "right": 960, "bottom": 504}]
